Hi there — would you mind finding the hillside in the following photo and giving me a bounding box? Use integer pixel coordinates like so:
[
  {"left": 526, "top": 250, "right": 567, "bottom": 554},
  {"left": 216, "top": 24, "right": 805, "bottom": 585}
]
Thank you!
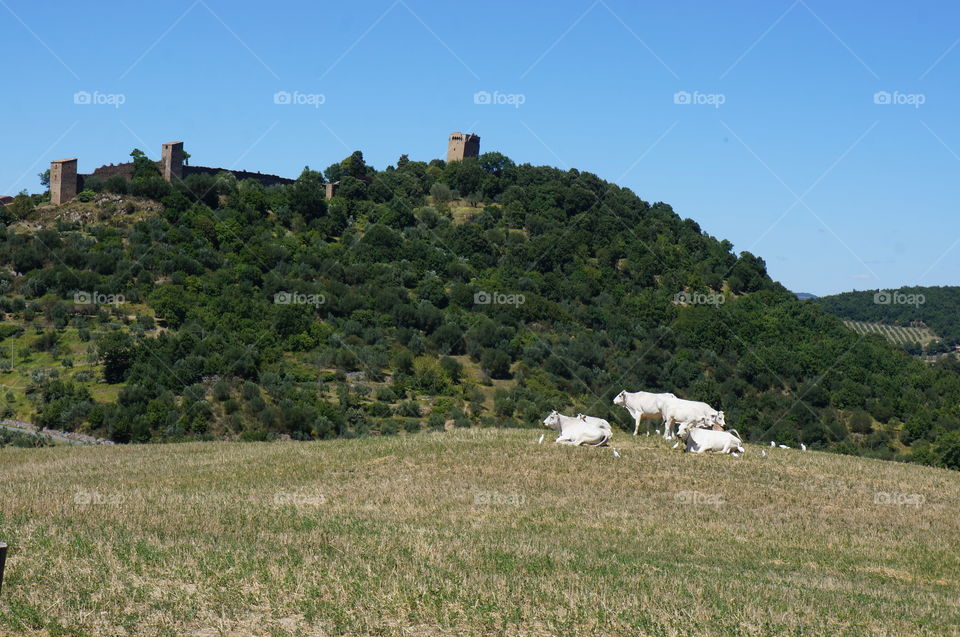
[
  {"left": 0, "top": 430, "right": 958, "bottom": 635},
  {"left": 813, "top": 286, "right": 960, "bottom": 349},
  {"left": 842, "top": 320, "right": 940, "bottom": 347},
  {"left": 2, "top": 151, "right": 960, "bottom": 469}
]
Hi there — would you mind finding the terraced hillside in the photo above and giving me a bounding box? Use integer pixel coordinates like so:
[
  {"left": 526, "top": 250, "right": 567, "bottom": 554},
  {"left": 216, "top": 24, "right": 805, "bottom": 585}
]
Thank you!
[{"left": 842, "top": 319, "right": 939, "bottom": 346}]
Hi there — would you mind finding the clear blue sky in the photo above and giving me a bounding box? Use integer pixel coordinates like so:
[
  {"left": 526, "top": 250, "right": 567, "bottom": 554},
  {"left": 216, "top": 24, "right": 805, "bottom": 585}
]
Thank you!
[{"left": 3, "top": 0, "right": 959, "bottom": 296}]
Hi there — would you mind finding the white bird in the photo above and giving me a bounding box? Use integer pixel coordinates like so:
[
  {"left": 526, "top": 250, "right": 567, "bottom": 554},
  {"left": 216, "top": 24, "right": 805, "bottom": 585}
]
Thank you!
[
  {"left": 800, "top": 443, "right": 807, "bottom": 452},
  {"left": 761, "top": 450, "right": 767, "bottom": 458},
  {"left": 611, "top": 448, "right": 621, "bottom": 459},
  {"left": 537, "top": 434, "right": 544, "bottom": 445},
  {"left": 779, "top": 444, "right": 790, "bottom": 449},
  {"left": 770, "top": 441, "right": 776, "bottom": 447}
]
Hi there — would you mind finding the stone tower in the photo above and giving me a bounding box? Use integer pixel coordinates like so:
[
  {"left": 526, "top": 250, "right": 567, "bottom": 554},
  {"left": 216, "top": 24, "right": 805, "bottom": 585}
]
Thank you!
[
  {"left": 447, "top": 132, "right": 480, "bottom": 162},
  {"left": 161, "top": 141, "right": 184, "bottom": 181},
  {"left": 50, "top": 158, "right": 78, "bottom": 205}
]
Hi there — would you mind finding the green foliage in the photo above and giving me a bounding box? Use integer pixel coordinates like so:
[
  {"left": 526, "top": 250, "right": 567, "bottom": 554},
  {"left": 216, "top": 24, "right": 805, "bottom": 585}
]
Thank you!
[
  {"left": 814, "top": 286, "right": 960, "bottom": 346},
  {"left": 1, "top": 150, "right": 959, "bottom": 467}
]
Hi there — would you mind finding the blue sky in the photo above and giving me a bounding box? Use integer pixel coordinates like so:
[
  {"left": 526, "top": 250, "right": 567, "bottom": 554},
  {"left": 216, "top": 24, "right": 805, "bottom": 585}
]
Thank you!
[{"left": 2, "top": 0, "right": 959, "bottom": 296}]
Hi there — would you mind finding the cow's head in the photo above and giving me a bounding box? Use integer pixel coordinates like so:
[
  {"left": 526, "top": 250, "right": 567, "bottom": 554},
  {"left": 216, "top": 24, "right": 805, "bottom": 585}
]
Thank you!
[
  {"left": 715, "top": 411, "right": 726, "bottom": 426},
  {"left": 676, "top": 422, "right": 693, "bottom": 440},
  {"left": 542, "top": 411, "right": 561, "bottom": 430},
  {"left": 613, "top": 391, "right": 626, "bottom": 405}
]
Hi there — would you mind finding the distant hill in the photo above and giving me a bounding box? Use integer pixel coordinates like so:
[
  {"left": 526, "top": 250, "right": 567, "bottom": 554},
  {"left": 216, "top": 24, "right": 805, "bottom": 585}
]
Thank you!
[
  {"left": 842, "top": 319, "right": 939, "bottom": 346},
  {"left": 794, "top": 292, "right": 818, "bottom": 300},
  {"left": 813, "top": 286, "right": 960, "bottom": 348}
]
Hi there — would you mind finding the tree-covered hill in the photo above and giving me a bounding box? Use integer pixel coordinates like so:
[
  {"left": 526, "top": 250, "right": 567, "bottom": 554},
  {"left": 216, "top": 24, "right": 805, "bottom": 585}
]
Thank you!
[
  {"left": 812, "top": 286, "right": 960, "bottom": 351},
  {"left": 2, "top": 150, "right": 959, "bottom": 469}
]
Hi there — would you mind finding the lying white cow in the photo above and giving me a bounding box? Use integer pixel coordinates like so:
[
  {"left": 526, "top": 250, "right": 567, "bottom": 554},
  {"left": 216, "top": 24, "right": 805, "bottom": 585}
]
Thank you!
[
  {"left": 613, "top": 390, "right": 676, "bottom": 436},
  {"left": 659, "top": 396, "right": 724, "bottom": 440},
  {"left": 676, "top": 422, "right": 743, "bottom": 455},
  {"left": 542, "top": 411, "right": 611, "bottom": 447},
  {"left": 577, "top": 413, "right": 612, "bottom": 431}
]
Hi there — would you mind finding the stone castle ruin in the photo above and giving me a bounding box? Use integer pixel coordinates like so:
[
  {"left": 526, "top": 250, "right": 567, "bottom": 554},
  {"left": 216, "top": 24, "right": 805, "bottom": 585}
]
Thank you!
[
  {"left": 46, "top": 132, "right": 481, "bottom": 205},
  {"left": 447, "top": 132, "right": 480, "bottom": 163},
  {"left": 49, "top": 141, "right": 296, "bottom": 205}
]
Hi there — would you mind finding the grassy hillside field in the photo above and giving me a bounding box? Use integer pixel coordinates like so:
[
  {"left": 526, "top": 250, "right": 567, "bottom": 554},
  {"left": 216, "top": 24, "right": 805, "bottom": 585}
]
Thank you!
[{"left": 1, "top": 430, "right": 958, "bottom": 636}]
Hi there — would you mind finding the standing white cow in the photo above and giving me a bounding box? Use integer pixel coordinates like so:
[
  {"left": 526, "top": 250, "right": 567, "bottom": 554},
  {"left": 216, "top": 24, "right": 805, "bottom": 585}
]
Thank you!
[
  {"left": 542, "top": 411, "right": 612, "bottom": 447},
  {"left": 676, "top": 422, "right": 744, "bottom": 455},
  {"left": 612, "top": 390, "right": 676, "bottom": 436},
  {"left": 658, "top": 396, "right": 724, "bottom": 440}
]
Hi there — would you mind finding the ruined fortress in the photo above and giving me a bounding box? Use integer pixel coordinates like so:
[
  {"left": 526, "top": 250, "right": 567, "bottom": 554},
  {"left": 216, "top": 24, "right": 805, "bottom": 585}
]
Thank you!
[
  {"left": 46, "top": 132, "right": 481, "bottom": 205},
  {"left": 447, "top": 132, "right": 480, "bottom": 163},
  {"left": 49, "top": 141, "right": 296, "bottom": 205}
]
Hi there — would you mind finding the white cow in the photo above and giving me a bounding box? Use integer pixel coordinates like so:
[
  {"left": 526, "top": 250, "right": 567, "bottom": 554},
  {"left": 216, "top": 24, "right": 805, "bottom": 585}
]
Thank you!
[
  {"left": 659, "top": 396, "right": 724, "bottom": 440},
  {"left": 542, "top": 411, "right": 611, "bottom": 447},
  {"left": 612, "top": 390, "right": 676, "bottom": 436},
  {"left": 577, "top": 413, "right": 613, "bottom": 431},
  {"left": 676, "top": 422, "right": 744, "bottom": 455}
]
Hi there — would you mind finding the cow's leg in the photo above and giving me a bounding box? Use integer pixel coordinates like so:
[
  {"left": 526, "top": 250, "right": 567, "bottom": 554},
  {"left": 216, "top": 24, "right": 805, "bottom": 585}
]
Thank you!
[
  {"left": 633, "top": 416, "right": 641, "bottom": 436},
  {"left": 663, "top": 417, "right": 674, "bottom": 440}
]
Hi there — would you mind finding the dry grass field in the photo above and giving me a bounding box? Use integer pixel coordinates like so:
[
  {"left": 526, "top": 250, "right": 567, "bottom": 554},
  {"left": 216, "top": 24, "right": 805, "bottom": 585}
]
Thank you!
[{"left": 1, "top": 429, "right": 958, "bottom": 636}]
